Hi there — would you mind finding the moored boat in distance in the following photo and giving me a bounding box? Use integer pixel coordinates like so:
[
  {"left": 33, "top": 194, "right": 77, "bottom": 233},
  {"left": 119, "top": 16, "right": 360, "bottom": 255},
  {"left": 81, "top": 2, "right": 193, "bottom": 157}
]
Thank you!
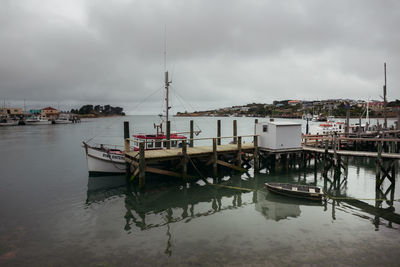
[
  {"left": 265, "top": 183, "right": 324, "bottom": 201},
  {"left": 54, "top": 114, "right": 73, "bottom": 124},
  {"left": 25, "top": 115, "right": 51, "bottom": 125},
  {"left": 0, "top": 116, "right": 19, "bottom": 126}
]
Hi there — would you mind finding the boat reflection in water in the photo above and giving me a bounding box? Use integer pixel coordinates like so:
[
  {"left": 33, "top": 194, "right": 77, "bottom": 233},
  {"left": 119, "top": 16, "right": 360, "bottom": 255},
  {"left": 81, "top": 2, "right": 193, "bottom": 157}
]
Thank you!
[
  {"left": 86, "top": 175, "right": 127, "bottom": 204},
  {"left": 255, "top": 189, "right": 323, "bottom": 221}
]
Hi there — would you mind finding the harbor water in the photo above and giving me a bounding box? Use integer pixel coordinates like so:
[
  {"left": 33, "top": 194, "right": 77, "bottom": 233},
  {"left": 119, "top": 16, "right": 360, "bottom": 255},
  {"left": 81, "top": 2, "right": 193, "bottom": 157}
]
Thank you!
[{"left": 0, "top": 115, "right": 399, "bottom": 266}]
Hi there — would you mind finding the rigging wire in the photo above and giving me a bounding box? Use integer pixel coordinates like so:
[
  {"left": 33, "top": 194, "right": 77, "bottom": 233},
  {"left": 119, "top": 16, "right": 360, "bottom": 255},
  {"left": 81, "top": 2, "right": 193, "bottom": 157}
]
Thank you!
[
  {"left": 84, "top": 86, "right": 164, "bottom": 142},
  {"left": 171, "top": 88, "right": 214, "bottom": 132}
]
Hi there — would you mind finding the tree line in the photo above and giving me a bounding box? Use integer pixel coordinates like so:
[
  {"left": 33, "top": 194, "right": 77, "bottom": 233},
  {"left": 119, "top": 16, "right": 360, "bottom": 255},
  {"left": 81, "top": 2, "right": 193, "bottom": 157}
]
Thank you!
[{"left": 71, "top": 105, "right": 125, "bottom": 115}]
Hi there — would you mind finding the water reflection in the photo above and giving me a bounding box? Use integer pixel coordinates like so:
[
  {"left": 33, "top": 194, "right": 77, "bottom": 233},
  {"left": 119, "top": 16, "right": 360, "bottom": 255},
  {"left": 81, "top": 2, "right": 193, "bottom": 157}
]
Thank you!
[
  {"left": 322, "top": 163, "right": 400, "bottom": 230},
  {"left": 85, "top": 158, "right": 400, "bottom": 257},
  {"left": 255, "top": 190, "right": 323, "bottom": 221}
]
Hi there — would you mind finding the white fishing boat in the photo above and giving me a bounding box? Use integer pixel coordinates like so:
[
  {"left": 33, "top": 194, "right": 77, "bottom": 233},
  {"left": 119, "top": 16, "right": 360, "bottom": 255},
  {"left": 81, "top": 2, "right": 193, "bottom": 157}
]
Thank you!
[
  {"left": 25, "top": 116, "right": 51, "bottom": 125},
  {"left": 83, "top": 143, "right": 126, "bottom": 174},
  {"left": 55, "top": 114, "right": 72, "bottom": 124}
]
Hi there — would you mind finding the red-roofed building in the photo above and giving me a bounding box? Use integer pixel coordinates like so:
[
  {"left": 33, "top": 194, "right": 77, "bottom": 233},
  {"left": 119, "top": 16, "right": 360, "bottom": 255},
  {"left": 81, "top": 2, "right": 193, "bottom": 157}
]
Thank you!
[{"left": 41, "top": 107, "right": 59, "bottom": 119}]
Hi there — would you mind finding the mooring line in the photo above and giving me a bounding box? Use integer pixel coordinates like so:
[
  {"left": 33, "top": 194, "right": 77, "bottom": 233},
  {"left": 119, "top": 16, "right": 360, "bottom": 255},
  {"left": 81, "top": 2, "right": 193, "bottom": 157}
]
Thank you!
[
  {"left": 324, "top": 193, "right": 400, "bottom": 202},
  {"left": 208, "top": 183, "right": 254, "bottom": 192}
]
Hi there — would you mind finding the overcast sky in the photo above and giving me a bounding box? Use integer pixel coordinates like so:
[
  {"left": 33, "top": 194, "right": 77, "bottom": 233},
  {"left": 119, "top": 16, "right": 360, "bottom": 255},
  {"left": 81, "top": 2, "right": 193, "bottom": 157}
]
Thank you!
[{"left": 1, "top": 0, "right": 399, "bottom": 114}]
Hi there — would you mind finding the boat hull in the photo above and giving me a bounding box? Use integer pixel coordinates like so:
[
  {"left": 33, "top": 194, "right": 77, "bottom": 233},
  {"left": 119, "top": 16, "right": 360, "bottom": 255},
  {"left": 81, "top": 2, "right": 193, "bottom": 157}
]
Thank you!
[
  {"left": 265, "top": 183, "right": 324, "bottom": 201},
  {"left": 55, "top": 120, "right": 73, "bottom": 124},
  {"left": 85, "top": 146, "right": 126, "bottom": 174},
  {"left": 0, "top": 121, "right": 18, "bottom": 126},
  {"left": 25, "top": 120, "right": 52, "bottom": 125}
]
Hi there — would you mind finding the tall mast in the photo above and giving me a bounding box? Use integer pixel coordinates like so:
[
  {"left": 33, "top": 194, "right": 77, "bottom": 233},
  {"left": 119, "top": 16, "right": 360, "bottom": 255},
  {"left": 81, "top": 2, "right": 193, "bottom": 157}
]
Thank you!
[
  {"left": 163, "top": 25, "right": 171, "bottom": 122},
  {"left": 383, "top": 62, "right": 387, "bottom": 129},
  {"left": 165, "top": 71, "right": 171, "bottom": 122}
]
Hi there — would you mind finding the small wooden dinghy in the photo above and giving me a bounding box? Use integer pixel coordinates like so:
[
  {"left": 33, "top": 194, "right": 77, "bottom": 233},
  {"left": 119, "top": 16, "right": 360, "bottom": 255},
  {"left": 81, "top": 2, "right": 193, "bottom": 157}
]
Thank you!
[{"left": 265, "top": 183, "right": 324, "bottom": 201}]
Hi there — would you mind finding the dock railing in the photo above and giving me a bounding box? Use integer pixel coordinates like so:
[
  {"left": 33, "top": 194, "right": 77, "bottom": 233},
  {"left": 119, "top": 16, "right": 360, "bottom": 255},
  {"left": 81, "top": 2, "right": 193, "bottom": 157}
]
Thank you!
[{"left": 303, "top": 134, "right": 400, "bottom": 153}]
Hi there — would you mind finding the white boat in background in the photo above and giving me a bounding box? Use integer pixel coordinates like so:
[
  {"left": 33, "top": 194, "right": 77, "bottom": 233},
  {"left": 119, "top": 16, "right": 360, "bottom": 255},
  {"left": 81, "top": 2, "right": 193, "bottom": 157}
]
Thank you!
[
  {"left": 0, "top": 116, "right": 18, "bottom": 126},
  {"left": 25, "top": 116, "right": 51, "bottom": 125},
  {"left": 308, "top": 121, "right": 345, "bottom": 135},
  {"left": 55, "top": 114, "right": 72, "bottom": 124}
]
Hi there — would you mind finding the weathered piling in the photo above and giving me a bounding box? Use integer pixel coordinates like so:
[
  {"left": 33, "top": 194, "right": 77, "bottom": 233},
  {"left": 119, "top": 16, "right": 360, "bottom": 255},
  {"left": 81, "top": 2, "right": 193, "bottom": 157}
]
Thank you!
[
  {"left": 190, "top": 120, "right": 194, "bottom": 147},
  {"left": 139, "top": 142, "right": 146, "bottom": 188},
  {"left": 182, "top": 140, "right": 187, "bottom": 178},
  {"left": 253, "top": 135, "right": 259, "bottom": 173},
  {"left": 124, "top": 121, "right": 131, "bottom": 175},
  {"left": 213, "top": 138, "right": 218, "bottom": 177},
  {"left": 217, "top": 120, "right": 221, "bottom": 145},
  {"left": 237, "top": 136, "right": 242, "bottom": 167},
  {"left": 233, "top": 120, "right": 237, "bottom": 144},
  {"left": 345, "top": 108, "right": 350, "bottom": 136},
  {"left": 166, "top": 121, "right": 171, "bottom": 149}
]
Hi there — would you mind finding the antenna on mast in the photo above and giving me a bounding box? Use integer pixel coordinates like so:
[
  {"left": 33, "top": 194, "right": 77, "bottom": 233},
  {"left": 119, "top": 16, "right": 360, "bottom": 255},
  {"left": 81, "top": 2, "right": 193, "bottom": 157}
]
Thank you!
[
  {"left": 164, "top": 25, "right": 167, "bottom": 73},
  {"left": 164, "top": 25, "right": 171, "bottom": 123}
]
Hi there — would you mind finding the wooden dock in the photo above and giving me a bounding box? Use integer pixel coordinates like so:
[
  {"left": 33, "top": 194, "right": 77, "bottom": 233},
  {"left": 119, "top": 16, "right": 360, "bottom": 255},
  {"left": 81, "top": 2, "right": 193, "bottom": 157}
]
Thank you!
[
  {"left": 124, "top": 132, "right": 259, "bottom": 187},
  {"left": 122, "top": 119, "right": 399, "bottom": 189}
]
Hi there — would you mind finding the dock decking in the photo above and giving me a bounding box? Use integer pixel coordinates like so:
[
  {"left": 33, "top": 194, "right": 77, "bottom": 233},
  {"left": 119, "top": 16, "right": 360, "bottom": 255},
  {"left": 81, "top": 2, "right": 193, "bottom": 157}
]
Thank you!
[{"left": 125, "top": 143, "right": 255, "bottom": 162}]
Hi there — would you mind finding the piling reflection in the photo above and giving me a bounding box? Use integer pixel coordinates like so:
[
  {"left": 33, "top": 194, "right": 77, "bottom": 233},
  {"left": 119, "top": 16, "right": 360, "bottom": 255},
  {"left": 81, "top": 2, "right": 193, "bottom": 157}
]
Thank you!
[{"left": 322, "top": 161, "right": 400, "bottom": 230}]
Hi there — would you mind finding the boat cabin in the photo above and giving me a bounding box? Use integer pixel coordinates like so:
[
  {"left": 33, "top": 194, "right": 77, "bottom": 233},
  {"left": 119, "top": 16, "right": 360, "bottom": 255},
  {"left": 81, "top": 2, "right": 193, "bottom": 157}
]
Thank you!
[{"left": 132, "top": 133, "right": 187, "bottom": 151}]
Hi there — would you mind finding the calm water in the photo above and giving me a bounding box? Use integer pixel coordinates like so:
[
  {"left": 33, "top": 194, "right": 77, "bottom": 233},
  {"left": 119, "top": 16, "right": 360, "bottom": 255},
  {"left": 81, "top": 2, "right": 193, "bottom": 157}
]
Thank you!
[{"left": 1, "top": 116, "right": 399, "bottom": 266}]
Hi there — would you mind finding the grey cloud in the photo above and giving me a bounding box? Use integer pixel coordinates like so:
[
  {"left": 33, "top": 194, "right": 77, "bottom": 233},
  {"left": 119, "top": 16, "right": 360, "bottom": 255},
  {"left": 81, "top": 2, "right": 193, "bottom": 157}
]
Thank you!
[{"left": 0, "top": 0, "right": 399, "bottom": 113}]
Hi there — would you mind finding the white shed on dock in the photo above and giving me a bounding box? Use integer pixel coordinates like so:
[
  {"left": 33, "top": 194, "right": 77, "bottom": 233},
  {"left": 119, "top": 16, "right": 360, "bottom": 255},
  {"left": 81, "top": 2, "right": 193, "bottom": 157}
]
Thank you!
[{"left": 255, "top": 121, "right": 302, "bottom": 151}]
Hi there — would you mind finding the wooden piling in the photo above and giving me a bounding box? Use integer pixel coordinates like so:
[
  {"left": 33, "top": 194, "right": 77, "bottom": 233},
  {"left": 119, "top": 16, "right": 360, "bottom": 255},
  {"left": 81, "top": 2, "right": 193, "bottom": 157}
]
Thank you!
[
  {"left": 213, "top": 138, "right": 218, "bottom": 177},
  {"left": 397, "top": 109, "right": 400, "bottom": 130},
  {"left": 346, "top": 109, "right": 350, "bottom": 136},
  {"left": 139, "top": 142, "right": 146, "bottom": 188},
  {"left": 217, "top": 120, "right": 221, "bottom": 145},
  {"left": 190, "top": 120, "right": 194, "bottom": 147},
  {"left": 182, "top": 140, "right": 187, "bottom": 178},
  {"left": 253, "top": 135, "right": 259, "bottom": 173},
  {"left": 233, "top": 120, "right": 237, "bottom": 144},
  {"left": 376, "top": 141, "right": 382, "bottom": 188},
  {"left": 124, "top": 121, "right": 131, "bottom": 176},
  {"left": 124, "top": 121, "right": 130, "bottom": 153},
  {"left": 166, "top": 121, "right": 171, "bottom": 149},
  {"left": 237, "top": 136, "right": 242, "bottom": 167}
]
